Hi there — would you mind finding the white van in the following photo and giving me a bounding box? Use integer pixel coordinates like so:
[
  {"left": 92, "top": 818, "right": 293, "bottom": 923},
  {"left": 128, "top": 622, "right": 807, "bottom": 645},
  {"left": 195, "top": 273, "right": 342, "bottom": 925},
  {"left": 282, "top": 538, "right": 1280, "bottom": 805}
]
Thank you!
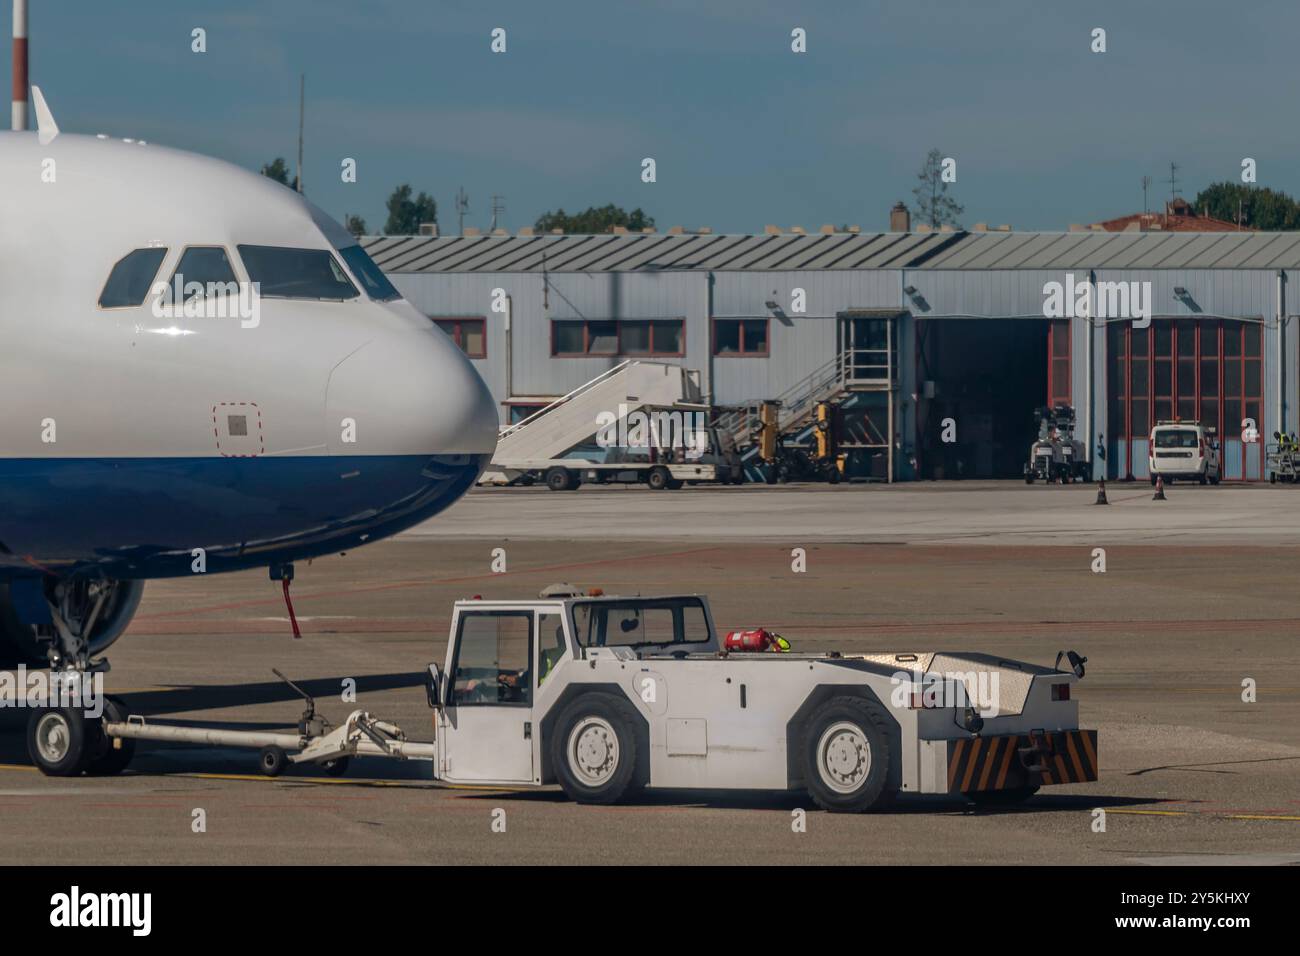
[{"left": 1149, "top": 420, "right": 1221, "bottom": 485}]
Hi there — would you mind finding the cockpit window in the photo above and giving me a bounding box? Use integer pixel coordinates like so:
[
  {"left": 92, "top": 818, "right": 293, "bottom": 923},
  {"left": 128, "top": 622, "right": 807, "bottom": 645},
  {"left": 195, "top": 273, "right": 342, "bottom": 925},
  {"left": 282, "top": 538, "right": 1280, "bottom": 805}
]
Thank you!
[
  {"left": 99, "top": 248, "right": 168, "bottom": 309},
  {"left": 338, "top": 245, "right": 400, "bottom": 302},
  {"left": 236, "top": 245, "right": 359, "bottom": 300},
  {"left": 171, "top": 246, "right": 238, "bottom": 302}
]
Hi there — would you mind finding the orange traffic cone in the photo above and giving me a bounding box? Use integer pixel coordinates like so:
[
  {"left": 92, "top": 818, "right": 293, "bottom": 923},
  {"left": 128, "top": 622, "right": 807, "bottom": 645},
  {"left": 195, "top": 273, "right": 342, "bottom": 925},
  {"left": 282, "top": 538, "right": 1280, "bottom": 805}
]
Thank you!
[
  {"left": 1153, "top": 476, "right": 1166, "bottom": 501},
  {"left": 1095, "top": 479, "right": 1109, "bottom": 505}
]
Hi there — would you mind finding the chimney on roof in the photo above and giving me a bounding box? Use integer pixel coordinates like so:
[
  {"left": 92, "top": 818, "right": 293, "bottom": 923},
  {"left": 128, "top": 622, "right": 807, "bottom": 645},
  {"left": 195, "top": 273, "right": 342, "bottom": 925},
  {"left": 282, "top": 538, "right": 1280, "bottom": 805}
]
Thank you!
[
  {"left": 612, "top": 225, "right": 628, "bottom": 234},
  {"left": 418, "top": 222, "right": 438, "bottom": 237},
  {"left": 890, "top": 202, "right": 910, "bottom": 233},
  {"left": 463, "top": 227, "right": 480, "bottom": 237},
  {"left": 668, "top": 226, "right": 684, "bottom": 235},
  {"left": 972, "top": 223, "right": 988, "bottom": 232},
  {"left": 518, "top": 226, "right": 534, "bottom": 236},
  {"left": 915, "top": 223, "right": 932, "bottom": 233},
  {"left": 819, "top": 224, "right": 835, "bottom": 234}
]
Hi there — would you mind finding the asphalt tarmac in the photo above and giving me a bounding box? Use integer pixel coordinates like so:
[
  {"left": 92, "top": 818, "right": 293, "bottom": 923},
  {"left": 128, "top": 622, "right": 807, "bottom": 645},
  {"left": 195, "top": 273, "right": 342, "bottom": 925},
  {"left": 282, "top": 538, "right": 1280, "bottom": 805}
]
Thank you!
[{"left": 2, "top": 481, "right": 1297, "bottom": 864}]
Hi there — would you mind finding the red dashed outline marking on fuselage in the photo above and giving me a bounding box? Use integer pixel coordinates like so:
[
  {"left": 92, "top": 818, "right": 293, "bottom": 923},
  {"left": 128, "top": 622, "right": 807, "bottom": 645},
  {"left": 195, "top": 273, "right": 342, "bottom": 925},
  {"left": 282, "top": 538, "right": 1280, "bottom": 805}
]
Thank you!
[{"left": 212, "top": 401, "right": 264, "bottom": 457}]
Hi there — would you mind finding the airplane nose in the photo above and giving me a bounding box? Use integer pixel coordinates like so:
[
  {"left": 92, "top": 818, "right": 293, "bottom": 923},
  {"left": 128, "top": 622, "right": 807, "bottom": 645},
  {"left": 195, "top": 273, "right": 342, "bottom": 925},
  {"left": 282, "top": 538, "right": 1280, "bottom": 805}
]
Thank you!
[{"left": 325, "top": 329, "right": 499, "bottom": 457}]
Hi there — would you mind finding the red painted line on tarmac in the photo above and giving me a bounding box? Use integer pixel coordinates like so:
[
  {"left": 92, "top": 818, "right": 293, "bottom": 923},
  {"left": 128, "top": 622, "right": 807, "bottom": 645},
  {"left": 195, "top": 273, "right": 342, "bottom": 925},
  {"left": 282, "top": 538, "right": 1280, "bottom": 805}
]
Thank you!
[
  {"left": 134, "top": 545, "right": 731, "bottom": 621},
  {"left": 127, "top": 614, "right": 1300, "bottom": 638},
  {"left": 751, "top": 617, "right": 1300, "bottom": 634}
]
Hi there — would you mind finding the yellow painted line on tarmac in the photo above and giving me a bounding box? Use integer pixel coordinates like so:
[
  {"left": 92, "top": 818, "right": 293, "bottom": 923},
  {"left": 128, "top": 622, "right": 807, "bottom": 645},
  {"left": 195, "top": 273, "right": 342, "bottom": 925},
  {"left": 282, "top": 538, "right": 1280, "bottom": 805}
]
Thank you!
[
  {"left": 0, "top": 762, "right": 527, "bottom": 792},
  {"left": 1107, "top": 807, "right": 1300, "bottom": 822}
]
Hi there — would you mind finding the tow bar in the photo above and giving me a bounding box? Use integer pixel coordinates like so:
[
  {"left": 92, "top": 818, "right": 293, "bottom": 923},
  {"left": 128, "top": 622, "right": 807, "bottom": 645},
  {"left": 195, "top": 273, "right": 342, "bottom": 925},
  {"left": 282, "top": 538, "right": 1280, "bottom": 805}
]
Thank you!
[{"left": 100, "top": 669, "right": 437, "bottom": 777}]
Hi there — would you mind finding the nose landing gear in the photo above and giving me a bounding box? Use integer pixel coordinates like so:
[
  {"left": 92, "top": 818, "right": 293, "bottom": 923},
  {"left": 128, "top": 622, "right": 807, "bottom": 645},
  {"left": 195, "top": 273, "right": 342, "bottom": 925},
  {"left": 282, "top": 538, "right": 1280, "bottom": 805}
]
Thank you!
[{"left": 22, "top": 575, "right": 142, "bottom": 776}]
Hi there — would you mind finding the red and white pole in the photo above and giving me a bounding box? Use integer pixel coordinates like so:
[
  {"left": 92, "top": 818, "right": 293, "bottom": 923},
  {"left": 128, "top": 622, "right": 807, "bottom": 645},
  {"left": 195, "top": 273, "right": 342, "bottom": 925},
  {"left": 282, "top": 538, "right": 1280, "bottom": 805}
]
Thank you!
[{"left": 12, "top": 0, "right": 28, "bottom": 131}]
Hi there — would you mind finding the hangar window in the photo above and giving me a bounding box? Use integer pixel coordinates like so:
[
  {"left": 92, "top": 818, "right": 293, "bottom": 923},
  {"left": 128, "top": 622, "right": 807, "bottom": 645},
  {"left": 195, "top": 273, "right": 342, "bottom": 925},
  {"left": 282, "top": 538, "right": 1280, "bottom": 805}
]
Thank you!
[
  {"left": 236, "top": 245, "right": 359, "bottom": 300},
  {"left": 98, "top": 247, "right": 168, "bottom": 309},
  {"left": 551, "top": 319, "right": 683, "bottom": 356},
  {"left": 620, "top": 320, "right": 684, "bottom": 355},
  {"left": 713, "top": 318, "right": 769, "bottom": 356},
  {"left": 433, "top": 317, "right": 487, "bottom": 358},
  {"left": 170, "top": 246, "right": 238, "bottom": 302}
]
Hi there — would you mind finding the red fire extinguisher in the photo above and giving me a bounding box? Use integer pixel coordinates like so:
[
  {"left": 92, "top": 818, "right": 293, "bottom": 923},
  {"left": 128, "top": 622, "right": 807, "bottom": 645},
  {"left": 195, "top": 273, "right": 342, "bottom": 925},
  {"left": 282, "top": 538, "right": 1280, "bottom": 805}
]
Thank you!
[{"left": 724, "top": 628, "right": 792, "bottom": 652}]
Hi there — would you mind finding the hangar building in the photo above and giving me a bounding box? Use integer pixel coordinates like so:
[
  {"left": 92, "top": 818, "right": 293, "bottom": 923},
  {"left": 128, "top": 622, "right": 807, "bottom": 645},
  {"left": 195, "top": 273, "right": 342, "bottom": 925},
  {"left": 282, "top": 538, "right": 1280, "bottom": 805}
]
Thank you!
[{"left": 362, "top": 227, "right": 1298, "bottom": 482}]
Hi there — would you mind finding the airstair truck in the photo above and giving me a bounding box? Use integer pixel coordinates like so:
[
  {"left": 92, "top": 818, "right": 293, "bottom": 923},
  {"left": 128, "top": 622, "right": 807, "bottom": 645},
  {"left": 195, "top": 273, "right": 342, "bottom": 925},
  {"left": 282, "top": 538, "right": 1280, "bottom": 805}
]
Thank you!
[
  {"left": 424, "top": 589, "right": 1098, "bottom": 811},
  {"left": 482, "top": 360, "right": 740, "bottom": 489}
]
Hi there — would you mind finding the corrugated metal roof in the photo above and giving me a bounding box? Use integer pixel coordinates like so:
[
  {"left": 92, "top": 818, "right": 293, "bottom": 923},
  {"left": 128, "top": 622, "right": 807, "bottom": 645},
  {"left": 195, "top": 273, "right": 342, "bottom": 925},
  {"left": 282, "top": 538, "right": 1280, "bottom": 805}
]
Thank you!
[{"left": 362, "top": 230, "right": 1300, "bottom": 273}]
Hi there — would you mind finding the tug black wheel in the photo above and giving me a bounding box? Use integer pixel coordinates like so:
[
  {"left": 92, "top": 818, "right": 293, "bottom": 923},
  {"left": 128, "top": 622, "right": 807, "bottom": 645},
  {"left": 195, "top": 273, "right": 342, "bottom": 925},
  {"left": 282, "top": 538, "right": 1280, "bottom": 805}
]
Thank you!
[
  {"left": 551, "top": 693, "right": 643, "bottom": 804},
  {"left": 802, "top": 696, "right": 893, "bottom": 812}
]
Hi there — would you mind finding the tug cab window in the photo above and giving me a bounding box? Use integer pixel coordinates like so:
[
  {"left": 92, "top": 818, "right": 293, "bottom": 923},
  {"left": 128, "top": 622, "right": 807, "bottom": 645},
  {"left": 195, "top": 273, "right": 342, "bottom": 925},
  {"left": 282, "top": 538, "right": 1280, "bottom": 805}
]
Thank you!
[
  {"left": 571, "top": 598, "right": 712, "bottom": 650},
  {"left": 237, "top": 245, "right": 359, "bottom": 300},
  {"left": 170, "top": 246, "right": 238, "bottom": 302},
  {"left": 98, "top": 247, "right": 168, "bottom": 308},
  {"left": 450, "top": 611, "right": 533, "bottom": 706},
  {"left": 338, "top": 245, "right": 400, "bottom": 302}
]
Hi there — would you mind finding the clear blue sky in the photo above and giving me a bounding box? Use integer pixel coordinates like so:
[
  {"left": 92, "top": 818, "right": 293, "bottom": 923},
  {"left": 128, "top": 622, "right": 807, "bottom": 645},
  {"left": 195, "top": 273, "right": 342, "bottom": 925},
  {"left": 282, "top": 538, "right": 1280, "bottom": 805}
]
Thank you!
[{"left": 11, "top": 0, "right": 1295, "bottom": 234}]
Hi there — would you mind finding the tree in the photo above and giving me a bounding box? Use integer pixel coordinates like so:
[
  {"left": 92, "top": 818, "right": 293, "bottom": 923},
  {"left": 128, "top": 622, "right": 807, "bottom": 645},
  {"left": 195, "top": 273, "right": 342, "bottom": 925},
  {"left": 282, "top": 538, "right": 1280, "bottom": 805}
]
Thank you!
[
  {"left": 384, "top": 185, "right": 438, "bottom": 235},
  {"left": 534, "top": 204, "right": 655, "bottom": 234},
  {"left": 912, "top": 148, "right": 963, "bottom": 229},
  {"left": 1192, "top": 182, "right": 1300, "bottom": 230},
  {"left": 345, "top": 214, "right": 368, "bottom": 237},
  {"left": 260, "top": 157, "right": 298, "bottom": 191}
]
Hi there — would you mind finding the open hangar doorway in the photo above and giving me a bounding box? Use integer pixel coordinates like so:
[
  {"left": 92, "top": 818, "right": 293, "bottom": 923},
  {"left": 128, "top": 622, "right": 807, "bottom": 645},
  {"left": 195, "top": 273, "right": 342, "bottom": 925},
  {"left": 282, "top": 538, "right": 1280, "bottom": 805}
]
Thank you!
[{"left": 914, "top": 318, "right": 1049, "bottom": 479}]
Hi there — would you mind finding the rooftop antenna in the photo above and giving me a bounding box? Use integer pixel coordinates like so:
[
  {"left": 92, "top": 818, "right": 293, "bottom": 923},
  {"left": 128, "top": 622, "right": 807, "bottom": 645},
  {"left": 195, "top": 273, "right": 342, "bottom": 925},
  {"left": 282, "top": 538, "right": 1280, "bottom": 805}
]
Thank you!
[
  {"left": 456, "top": 187, "right": 469, "bottom": 236},
  {"left": 296, "top": 74, "right": 305, "bottom": 194},
  {"left": 12, "top": 0, "right": 28, "bottom": 131},
  {"left": 489, "top": 194, "right": 506, "bottom": 232},
  {"left": 1141, "top": 176, "right": 1151, "bottom": 215},
  {"left": 1165, "top": 162, "right": 1181, "bottom": 203}
]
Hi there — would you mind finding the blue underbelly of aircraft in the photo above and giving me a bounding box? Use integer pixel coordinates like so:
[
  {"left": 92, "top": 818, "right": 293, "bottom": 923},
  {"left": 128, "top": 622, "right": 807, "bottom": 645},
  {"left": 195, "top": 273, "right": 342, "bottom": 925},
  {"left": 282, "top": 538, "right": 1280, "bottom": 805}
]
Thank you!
[{"left": 0, "top": 454, "right": 489, "bottom": 578}]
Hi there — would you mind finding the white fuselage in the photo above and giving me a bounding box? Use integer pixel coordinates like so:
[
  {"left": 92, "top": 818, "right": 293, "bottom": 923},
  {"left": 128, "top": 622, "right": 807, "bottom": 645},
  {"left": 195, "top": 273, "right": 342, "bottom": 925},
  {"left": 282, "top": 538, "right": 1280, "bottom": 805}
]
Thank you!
[{"left": 0, "top": 131, "right": 498, "bottom": 578}]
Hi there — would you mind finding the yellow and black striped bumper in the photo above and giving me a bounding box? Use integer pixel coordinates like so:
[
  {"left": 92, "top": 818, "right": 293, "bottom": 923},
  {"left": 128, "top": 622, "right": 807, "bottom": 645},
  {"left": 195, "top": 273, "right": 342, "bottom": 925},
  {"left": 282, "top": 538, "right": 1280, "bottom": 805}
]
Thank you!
[{"left": 946, "top": 730, "right": 1098, "bottom": 793}]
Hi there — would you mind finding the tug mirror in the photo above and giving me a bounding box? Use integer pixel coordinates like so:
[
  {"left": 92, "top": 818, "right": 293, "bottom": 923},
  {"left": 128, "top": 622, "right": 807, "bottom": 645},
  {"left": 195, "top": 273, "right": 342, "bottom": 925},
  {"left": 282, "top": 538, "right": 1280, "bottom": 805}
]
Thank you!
[
  {"left": 1055, "top": 650, "right": 1087, "bottom": 679},
  {"left": 425, "top": 663, "right": 442, "bottom": 709},
  {"left": 961, "top": 707, "right": 984, "bottom": 734}
]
